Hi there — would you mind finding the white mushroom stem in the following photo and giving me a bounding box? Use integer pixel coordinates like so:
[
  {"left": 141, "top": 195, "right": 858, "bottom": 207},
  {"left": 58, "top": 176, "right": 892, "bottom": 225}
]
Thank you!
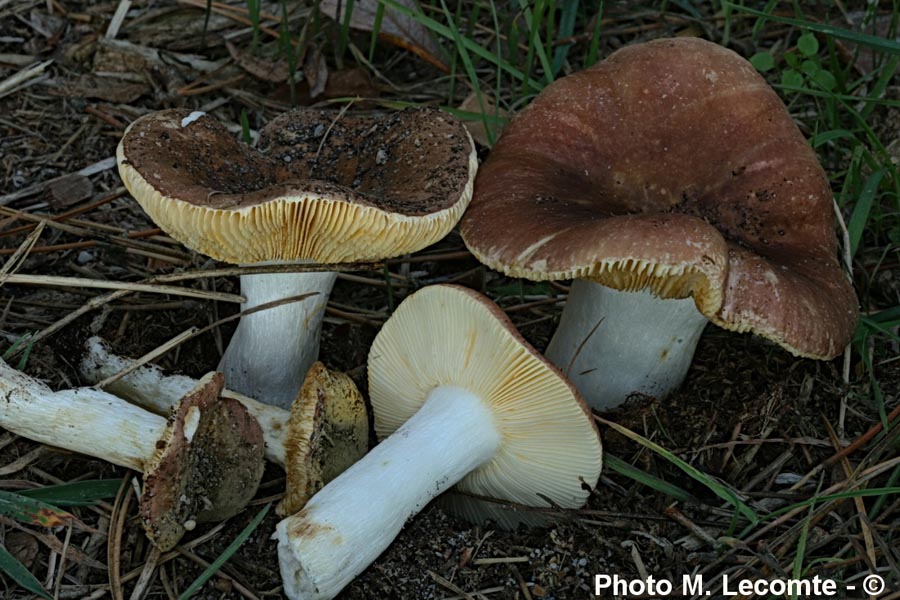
[
  {"left": 220, "top": 270, "right": 338, "bottom": 410},
  {"left": 275, "top": 385, "right": 500, "bottom": 600},
  {"left": 0, "top": 359, "right": 166, "bottom": 472},
  {"left": 80, "top": 337, "right": 288, "bottom": 466},
  {"left": 545, "top": 280, "right": 708, "bottom": 410}
]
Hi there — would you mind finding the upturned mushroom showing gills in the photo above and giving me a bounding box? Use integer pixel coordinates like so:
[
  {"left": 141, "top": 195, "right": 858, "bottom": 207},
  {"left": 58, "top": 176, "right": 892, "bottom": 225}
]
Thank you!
[
  {"left": 461, "top": 37, "right": 859, "bottom": 411},
  {"left": 274, "top": 284, "right": 603, "bottom": 600},
  {"left": 117, "top": 107, "right": 476, "bottom": 409},
  {"left": 79, "top": 336, "right": 369, "bottom": 517},
  {"left": 0, "top": 361, "right": 265, "bottom": 551}
]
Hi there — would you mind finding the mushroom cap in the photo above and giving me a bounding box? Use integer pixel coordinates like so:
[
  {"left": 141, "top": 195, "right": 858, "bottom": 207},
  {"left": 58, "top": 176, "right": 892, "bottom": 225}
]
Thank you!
[
  {"left": 117, "top": 107, "right": 477, "bottom": 264},
  {"left": 277, "top": 362, "right": 369, "bottom": 517},
  {"left": 461, "top": 37, "right": 858, "bottom": 359},
  {"left": 368, "top": 284, "right": 602, "bottom": 522},
  {"left": 141, "top": 372, "right": 265, "bottom": 551}
]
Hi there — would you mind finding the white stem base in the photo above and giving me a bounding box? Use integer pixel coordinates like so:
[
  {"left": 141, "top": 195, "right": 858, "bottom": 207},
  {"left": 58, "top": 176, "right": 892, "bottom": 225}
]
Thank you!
[
  {"left": 220, "top": 270, "right": 337, "bottom": 410},
  {"left": 275, "top": 386, "right": 500, "bottom": 600},
  {"left": 0, "top": 359, "right": 164, "bottom": 471},
  {"left": 80, "top": 338, "right": 288, "bottom": 466},
  {"left": 546, "top": 281, "right": 708, "bottom": 410}
]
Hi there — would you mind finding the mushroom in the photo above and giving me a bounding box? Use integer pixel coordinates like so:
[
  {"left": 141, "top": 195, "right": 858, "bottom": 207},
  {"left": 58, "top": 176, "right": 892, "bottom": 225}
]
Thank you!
[
  {"left": 0, "top": 361, "right": 265, "bottom": 550},
  {"left": 117, "top": 107, "right": 477, "bottom": 409},
  {"left": 460, "top": 37, "right": 859, "bottom": 410},
  {"left": 274, "top": 284, "right": 603, "bottom": 600},
  {"left": 79, "top": 337, "right": 368, "bottom": 516}
]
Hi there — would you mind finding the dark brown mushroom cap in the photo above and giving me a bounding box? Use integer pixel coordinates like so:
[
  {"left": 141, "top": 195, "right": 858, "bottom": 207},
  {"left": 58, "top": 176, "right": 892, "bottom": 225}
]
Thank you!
[
  {"left": 461, "top": 37, "right": 858, "bottom": 359},
  {"left": 141, "top": 372, "right": 265, "bottom": 551},
  {"left": 117, "top": 107, "right": 476, "bottom": 264}
]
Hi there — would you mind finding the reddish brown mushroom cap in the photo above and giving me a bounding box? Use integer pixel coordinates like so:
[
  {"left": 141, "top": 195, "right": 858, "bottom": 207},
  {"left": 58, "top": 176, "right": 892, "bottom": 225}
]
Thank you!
[
  {"left": 461, "top": 37, "right": 858, "bottom": 358},
  {"left": 141, "top": 372, "right": 265, "bottom": 551}
]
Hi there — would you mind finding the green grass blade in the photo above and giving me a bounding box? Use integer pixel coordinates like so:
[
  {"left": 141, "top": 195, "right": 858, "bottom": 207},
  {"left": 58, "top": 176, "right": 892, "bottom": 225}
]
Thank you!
[
  {"left": 438, "top": 0, "right": 494, "bottom": 146},
  {"left": 869, "top": 465, "right": 900, "bottom": 519},
  {"left": 847, "top": 168, "right": 885, "bottom": 257},
  {"left": 338, "top": 0, "right": 356, "bottom": 58},
  {"left": 16, "top": 332, "right": 35, "bottom": 371},
  {"left": 20, "top": 479, "right": 123, "bottom": 506},
  {"left": 604, "top": 454, "right": 693, "bottom": 503},
  {"left": 178, "top": 503, "right": 271, "bottom": 600},
  {"left": 810, "top": 129, "right": 856, "bottom": 148},
  {"left": 730, "top": 4, "right": 900, "bottom": 54},
  {"left": 379, "top": 0, "right": 544, "bottom": 92},
  {"left": 861, "top": 54, "right": 900, "bottom": 120},
  {"left": 859, "top": 315, "right": 900, "bottom": 342},
  {"left": 202, "top": 0, "right": 213, "bottom": 45},
  {"left": 597, "top": 417, "right": 759, "bottom": 524},
  {"left": 247, "top": 0, "right": 261, "bottom": 49},
  {"left": 279, "top": 0, "right": 297, "bottom": 106},
  {"left": 765, "top": 487, "right": 900, "bottom": 519},
  {"left": 0, "top": 491, "right": 75, "bottom": 527},
  {"left": 0, "top": 544, "right": 51, "bottom": 600},
  {"left": 750, "top": 0, "right": 779, "bottom": 40},
  {"left": 367, "top": 1, "right": 385, "bottom": 63},
  {"left": 866, "top": 305, "right": 900, "bottom": 325},
  {"left": 585, "top": 2, "right": 603, "bottom": 66},
  {"left": 552, "top": 0, "right": 579, "bottom": 75},
  {"left": 791, "top": 504, "right": 814, "bottom": 600},
  {"left": 2, "top": 333, "right": 31, "bottom": 362},
  {"left": 773, "top": 85, "right": 900, "bottom": 107},
  {"left": 518, "top": 0, "right": 554, "bottom": 87}
]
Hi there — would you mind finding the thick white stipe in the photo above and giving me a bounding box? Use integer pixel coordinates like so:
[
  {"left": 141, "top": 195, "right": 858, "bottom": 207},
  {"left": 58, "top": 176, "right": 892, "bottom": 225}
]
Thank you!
[
  {"left": 0, "top": 359, "right": 166, "bottom": 471},
  {"left": 219, "top": 270, "right": 337, "bottom": 410},
  {"left": 546, "top": 281, "right": 708, "bottom": 410},
  {"left": 275, "top": 386, "right": 500, "bottom": 600}
]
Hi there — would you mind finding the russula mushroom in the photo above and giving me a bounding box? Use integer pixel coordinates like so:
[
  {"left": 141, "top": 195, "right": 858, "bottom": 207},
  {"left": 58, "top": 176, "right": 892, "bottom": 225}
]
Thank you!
[
  {"left": 79, "top": 337, "right": 368, "bottom": 516},
  {"left": 461, "top": 37, "right": 859, "bottom": 410},
  {"left": 117, "top": 107, "right": 476, "bottom": 409},
  {"left": 0, "top": 362, "right": 264, "bottom": 550},
  {"left": 274, "top": 284, "right": 603, "bottom": 600}
]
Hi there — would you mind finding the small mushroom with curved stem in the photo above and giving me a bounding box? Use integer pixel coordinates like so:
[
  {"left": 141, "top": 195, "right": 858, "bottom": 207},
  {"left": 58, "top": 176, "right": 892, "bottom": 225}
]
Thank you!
[
  {"left": 0, "top": 362, "right": 265, "bottom": 550},
  {"left": 117, "top": 107, "right": 477, "bottom": 409},
  {"left": 461, "top": 37, "right": 859, "bottom": 410},
  {"left": 79, "top": 337, "right": 368, "bottom": 516},
  {"left": 274, "top": 284, "right": 604, "bottom": 600}
]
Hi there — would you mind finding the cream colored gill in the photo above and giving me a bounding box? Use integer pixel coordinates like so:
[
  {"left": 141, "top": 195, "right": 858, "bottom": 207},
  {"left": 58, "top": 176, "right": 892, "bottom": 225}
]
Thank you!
[{"left": 368, "top": 285, "right": 602, "bottom": 509}]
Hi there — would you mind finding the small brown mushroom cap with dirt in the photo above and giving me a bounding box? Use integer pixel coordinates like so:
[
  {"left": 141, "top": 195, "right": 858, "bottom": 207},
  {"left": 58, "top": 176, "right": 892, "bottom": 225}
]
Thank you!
[
  {"left": 79, "top": 337, "right": 369, "bottom": 516},
  {"left": 0, "top": 363, "right": 265, "bottom": 551}
]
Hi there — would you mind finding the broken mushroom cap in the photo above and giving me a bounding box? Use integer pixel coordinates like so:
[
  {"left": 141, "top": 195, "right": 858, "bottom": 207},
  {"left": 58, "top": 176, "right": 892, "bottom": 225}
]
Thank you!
[
  {"left": 77, "top": 337, "right": 370, "bottom": 511},
  {"left": 278, "top": 362, "right": 369, "bottom": 517},
  {"left": 0, "top": 358, "right": 265, "bottom": 553},
  {"left": 461, "top": 37, "right": 858, "bottom": 358},
  {"left": 142, "top": 372, "right": 266, "bottom": 551},
  {"left": 369, "top": 284, "right": 603, "bottom": 520},
  {"left": 116, "top": 107, "right": 477, "bottom": 264}
]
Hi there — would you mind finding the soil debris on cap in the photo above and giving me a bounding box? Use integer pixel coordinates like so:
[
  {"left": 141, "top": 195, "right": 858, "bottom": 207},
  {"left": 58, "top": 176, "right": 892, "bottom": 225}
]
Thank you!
[{"left": 141, "top": 372, "right": 266, "bottom": 551}]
